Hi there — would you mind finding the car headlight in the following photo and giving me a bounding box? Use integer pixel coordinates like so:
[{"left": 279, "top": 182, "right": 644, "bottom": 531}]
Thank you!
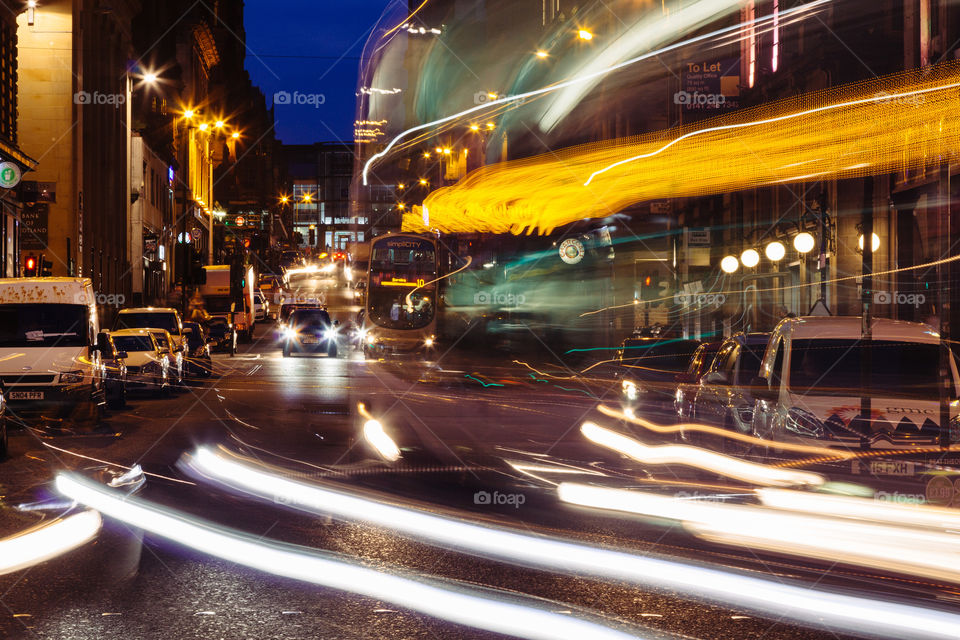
[
  {"left": 324, "top": 328, "right": 338, "bottom": 341},
  {"left": 283, "top": 327, "right": 298, "bottom": 340},
  {"left": 60, "top": 370, "right": 85, "bottom": 384},
  {"left": 621, "top": 379, "right": 639, "bottom": 401},
  {"left": 366, "top": 333, "right": 378, "bottom": 346},
  {"left": 424, "top": 336, "right": 435, "bottom": 348},
  {"left": 785, "top": 408, "right": 825, "bottom": 438}
]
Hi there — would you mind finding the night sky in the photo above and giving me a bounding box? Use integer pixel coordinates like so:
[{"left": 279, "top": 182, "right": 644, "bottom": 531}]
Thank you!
[{"left": 245, "top": 0, "right": 392, "bottom": 144}]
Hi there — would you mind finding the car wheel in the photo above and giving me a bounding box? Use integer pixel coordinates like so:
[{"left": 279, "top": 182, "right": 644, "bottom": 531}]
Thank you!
[
  {"left": 282, "top": 346, "right": 290, "bottom": 358},
  {"left": 328, "top": 343, "right": 338, "bottom": 358}
]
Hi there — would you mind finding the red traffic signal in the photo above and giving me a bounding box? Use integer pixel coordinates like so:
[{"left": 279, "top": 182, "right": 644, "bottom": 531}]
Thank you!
[
  {"left": 242, "top": 238, "right": 251, "bottom": 249},
  {"left": 23, "top": 255, "right": 38, "bottom": 277}
]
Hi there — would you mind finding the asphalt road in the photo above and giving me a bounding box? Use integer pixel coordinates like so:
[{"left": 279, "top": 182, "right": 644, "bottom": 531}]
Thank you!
[{"left": 1, "top": 277, "right": 957, "bottom": 640}]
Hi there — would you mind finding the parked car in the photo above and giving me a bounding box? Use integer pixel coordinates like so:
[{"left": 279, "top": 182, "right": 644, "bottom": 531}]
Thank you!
[
  {"left": 182, "top": 321, "right": 213, "bottom": 378},
  {"left": 253, "top": 291, "right": 269, "bottom": 322},
  {"left": 673, "top": 341, "right": 723, "bottom": 422},
  {"left": 750, "top": 316, "right": 959, "bottom": 449},
  {"left": 111, "top": 329, "right": 170, "bottom": 397},
  {"left": 146, "top": 328, "right": 184, "bottom": 388},
  {"left": 616, "top": 337, "right": 703, "bottom": 419},
  {"left": 115, "top": 307, "right": 187, "bottom": 352},
  {"left": 0, "top": 277, "right": 107, "bottom": 426},
  {"left": 282, "top": 308, "right": 340, "bottom": 358},
  {"left": 99, "top": 331, "right": 128, "bottom": 408},
  {"left": 688, "top": 332, "right": 770, "bottom": 436}
]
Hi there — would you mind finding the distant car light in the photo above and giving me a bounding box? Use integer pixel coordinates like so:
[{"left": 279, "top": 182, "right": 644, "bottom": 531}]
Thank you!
[{"left": 424, "top": 337, "right": 435, "bottom": 348}]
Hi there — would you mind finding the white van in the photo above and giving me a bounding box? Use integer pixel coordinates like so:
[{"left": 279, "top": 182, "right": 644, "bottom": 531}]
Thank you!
[
  {"left": 751, "top": 316, "right": 959, "bottom": 449},
  {"left": 0, "top": 278, "right": 106, "bottom": 425}
]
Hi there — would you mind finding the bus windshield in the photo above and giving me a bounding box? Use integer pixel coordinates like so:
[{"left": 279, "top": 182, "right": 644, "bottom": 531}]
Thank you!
[{"left": 368, "top": 236, "right": 437, "bottom": 330}]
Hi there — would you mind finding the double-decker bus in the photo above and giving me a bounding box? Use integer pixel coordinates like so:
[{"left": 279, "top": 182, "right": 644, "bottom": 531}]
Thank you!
[{"left": 363, "top": 233, "right": 438, "bottom": 355}]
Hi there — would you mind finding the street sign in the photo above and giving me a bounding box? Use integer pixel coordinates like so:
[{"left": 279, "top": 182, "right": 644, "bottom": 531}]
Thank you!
[
  {"left": 0, "top": 162, "right": 22, "bottom": 188},
  {"left": 235, "top": 216, "right": 245, "bottom": 227},
  {"left": 559, "top": 238, "right": 585, "bottom": 265}
]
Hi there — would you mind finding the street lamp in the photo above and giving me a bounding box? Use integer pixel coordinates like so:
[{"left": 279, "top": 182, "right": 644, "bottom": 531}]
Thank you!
[
  {"left": 536, "top": 50, "right": 549, "bottom": 59},
  {"left": 231, "top": 131, "right": 240, "bottom": 139},
  {"left": 794, "top": 232, "right": 816, "bottom": 254},
  {"left": 740, "top": 248, "right": 760, "bottom": 268},
  {"left": 765, "top": 241, "right": 786, "bottom": 262},
  {"left": 720, "top": 255, "right": 739, "bottom": 273},
  {"left": 419, "top": 178, "right": 428, "bottom": 186},
  {"left": 198, "top": 122, "right": 209, "bottom": 132},
  {"left": 578, "top": 29, "right": 594, "bottom": 40},
  {"left": 858, "top": 233, "right": 880, "bottom": 252}
]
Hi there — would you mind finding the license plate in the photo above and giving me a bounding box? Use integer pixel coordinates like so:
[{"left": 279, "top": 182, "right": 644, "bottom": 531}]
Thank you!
[
  {"left": 9, "top": 391, "right": 44, "bottom": 400},
  {"left": 869, "top": 460, "right": 915, "bottom": 476},
  {"left": 303, "top": 337, "right": 319, "bottom": 344}
]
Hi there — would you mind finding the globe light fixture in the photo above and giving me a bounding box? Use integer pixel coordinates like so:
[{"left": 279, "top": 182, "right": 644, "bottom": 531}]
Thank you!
[
  {"left": 765, "top": 241, "right": 786, "bottom": 261},
  {"left": 740, "top": 248, "right": 760, "bottom": 268},
  {"left": 858, "top": 233, "right": 881, "bottom": 252},
  {"left": 794, "top": 232, "right": 816, "bottom": 254},
  {"left": 720, "top": 255, "right": 739, "bottom": 273}
]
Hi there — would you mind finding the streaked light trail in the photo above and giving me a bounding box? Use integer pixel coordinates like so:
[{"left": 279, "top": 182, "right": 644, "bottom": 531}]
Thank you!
[{"left": 0, "top": 510, "right": 102, "bottom": 576}]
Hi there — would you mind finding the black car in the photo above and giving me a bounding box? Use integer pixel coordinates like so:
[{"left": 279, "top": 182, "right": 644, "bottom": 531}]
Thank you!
[
  {"left": 690, "top": 332, "right": 771, "bottom": 435},
  {"left": 207, "top": 317, "right": 236, "bottom": 354},
  {"left": 183, "top": 321, "right": 213, "bottom": 378},
  {"left": 98, "top": 331, "right": 128, "bottom": 408},
  {"left": 616, "top": 337, "right": 703, "bottom": 420},
  {"left": 282, "top": 308, "right": 339, "bottom": 358}
]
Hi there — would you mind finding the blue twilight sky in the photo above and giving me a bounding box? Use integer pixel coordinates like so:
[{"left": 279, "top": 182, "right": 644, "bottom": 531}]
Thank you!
[{"left": 244, "top": 0, "right": 393, "bottom": 144}]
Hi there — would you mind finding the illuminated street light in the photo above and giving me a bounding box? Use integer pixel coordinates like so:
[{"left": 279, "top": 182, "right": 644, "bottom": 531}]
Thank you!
[
  {"left": 423, "top": 152, "right": 431, "bottom": 158},
  {"left": 398, "top": 183, "right": 405, "bottom": 190},
  {"left": 536, "top": 50, "right": 549, "bottom": 59},
  {"left": 443, "top": 148, "right": 452, "bottom": 155},
  {"left": 398, "top": 203, "right": 406, "bottom": 210},
  {"left": 486, "top": 92, "right": 498, "bottom": 100},
  {"left": 280, "top": 196, "right": 289, "bottom": 204},
  {"left": 486, "top": 123, "right": 495, "bottom": 129},
  {"left": 765, "top": 241, "right": 786, "bottom": 261},
  {"left": 419, "top": 178, "right": 428, "bottom": 186},
  {"left": 302, "top": 193, "right": 313, "bottom": 203},
  {"left": 183, "top": 109, "right": 195, "bottom": 119},
  {"left": 720, "top": 255, "right": 739, "bottom": 273},
  {"left": 469, "top": 124, "right": 480, "bottom": 132},
  {"left": 435, "top": 147, "right": 443, "bottom": 154},
  {"left": 578, "top": 29, "right": 594, "bottom": 40},
  {"left": 740, "top": 248, "right": 760, "bottom": 268},
  {"left": 794, "top": 232, "right": 816, "bottom": 254},
  {"left": 198, "top": 123, "right": 209, "bottom": 132},
  {"left": 215, "top": 120, "right": 225, "bottom": 129},
  {"left": 858, "top": 233, "right": 881, "bottom": 252},
  {"left": 231, "top": 131, "right": 240, "bottom": 139},
  {"left": 143, "top": 72, "right": 158, "bottom": 84}
]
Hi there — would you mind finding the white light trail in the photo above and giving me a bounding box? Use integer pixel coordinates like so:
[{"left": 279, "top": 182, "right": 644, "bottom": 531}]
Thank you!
[
  {"left": 54, "top": 473, "right": 639, "bottom": 640},
  {"left": 580, "top": 422, "right": 823, "bottom": 488},
  {"left": 361, "top": 0, "right": 831, "bottom": 184},
  {"left": 0, "top": 510, "right": 102, "bottom": 575},
  {"left": 558, "top": 483, "right": 960, "bottom": 585},
  {"left": 182, "top": 447, "right": 960, "bottom": 640},
  {"left": 359, "top": 403, "right": 401, "bottom": 462}
]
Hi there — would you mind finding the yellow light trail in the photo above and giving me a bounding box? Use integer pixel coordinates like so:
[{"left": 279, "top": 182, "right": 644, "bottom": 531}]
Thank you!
[{"left": 405, "top": 62, "right": 960, "bottom": 235}]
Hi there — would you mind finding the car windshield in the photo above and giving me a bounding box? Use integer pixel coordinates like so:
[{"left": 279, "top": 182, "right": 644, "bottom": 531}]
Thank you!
[
  {"left": 0, "top": 304, "right": 88, "bottom": 347},
  {"left": 113, "top": 335, "right": 154, "bottom": 352},
  {"left": 116, "top": 312, "right": 179, "bottom": 334},
  {"left": 788, "top": 339, "right": 947, "bottom": 398},
  {"left": 11, "top": 3, "right": 960, "bottom": 638},
  {"left": 151, "top": 333, "right": 169, "bottom": 350},
  {"left": 291, "top": 309, "right": 331, "bottom": 327}
]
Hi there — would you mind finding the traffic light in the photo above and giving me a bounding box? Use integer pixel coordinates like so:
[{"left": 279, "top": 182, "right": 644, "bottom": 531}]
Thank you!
[
  {"left": 40, "top": 255, "right": 53, "bottom": 277},
  {"left": 308, "top": 228, "right": 316, "bottom": 245},
  {"left": 639, "top": 272, "right": 655, "bottom": 301},
  {"left": 23, "top": 254, "right": 37, "bottom": 277},
  {"left": 242, "top": 237, "right": 251, "bottom": 250}
]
